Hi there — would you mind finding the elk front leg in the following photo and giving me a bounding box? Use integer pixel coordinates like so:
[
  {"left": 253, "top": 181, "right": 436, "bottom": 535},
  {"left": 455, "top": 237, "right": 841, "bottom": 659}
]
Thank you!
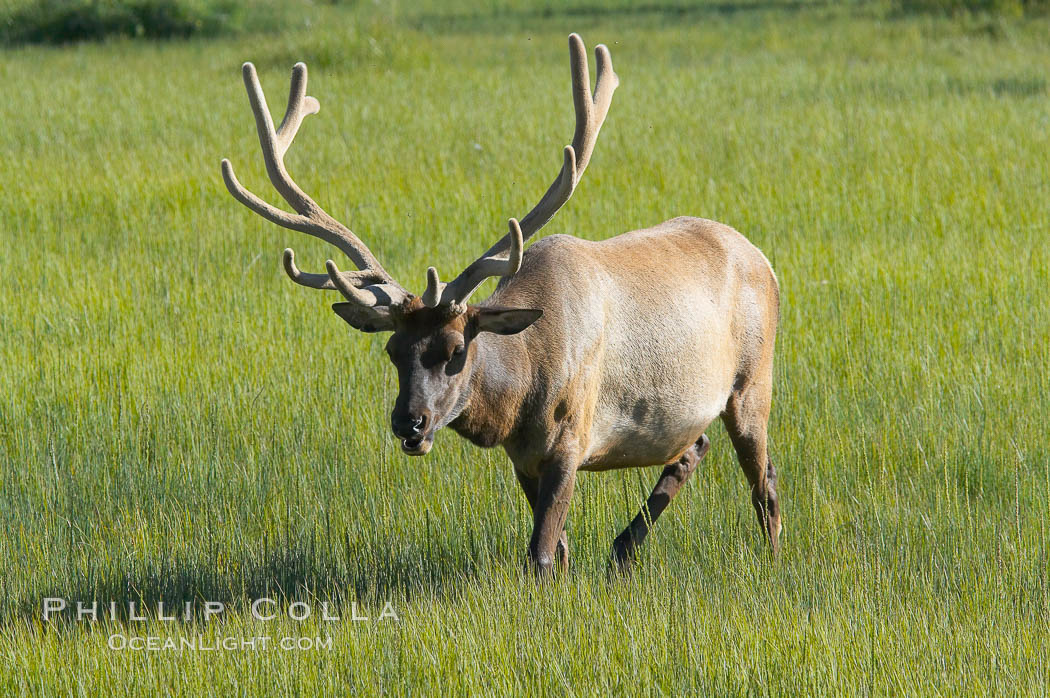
[
  {"left": 611, "top": 434, "right": 710, "bottom": 573},
  {"left": 523, "top": 462, "right": 577, "bottom": 577},
  {"left": 514, "top": 469, "right": 569, "bottom": 570}
]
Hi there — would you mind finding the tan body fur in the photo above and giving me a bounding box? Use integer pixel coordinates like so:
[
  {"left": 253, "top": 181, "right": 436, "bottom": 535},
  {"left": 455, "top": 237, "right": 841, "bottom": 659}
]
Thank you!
[{"left": 461, "top": 216, "right": 777, "bottom": 473}]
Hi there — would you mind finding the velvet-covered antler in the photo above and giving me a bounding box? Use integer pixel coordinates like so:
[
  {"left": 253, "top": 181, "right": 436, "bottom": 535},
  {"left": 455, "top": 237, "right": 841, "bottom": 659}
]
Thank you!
[
  {"left": 221, "top": 62, "right": 408, "bottom": 308},
  {"left": 422, "top": 33, "right": 618, "bottom": 309}
]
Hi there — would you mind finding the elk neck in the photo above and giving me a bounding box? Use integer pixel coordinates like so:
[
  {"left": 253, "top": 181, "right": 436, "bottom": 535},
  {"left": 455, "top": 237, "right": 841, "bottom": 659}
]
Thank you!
[{"left": 449, "top": 329, "right": 532, "bottom": 448}]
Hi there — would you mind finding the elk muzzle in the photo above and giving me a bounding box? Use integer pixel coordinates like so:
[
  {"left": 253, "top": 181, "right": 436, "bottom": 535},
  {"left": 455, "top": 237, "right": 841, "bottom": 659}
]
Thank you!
[{"left": 391, "top": 409, "right": 434, "bottom": 456}]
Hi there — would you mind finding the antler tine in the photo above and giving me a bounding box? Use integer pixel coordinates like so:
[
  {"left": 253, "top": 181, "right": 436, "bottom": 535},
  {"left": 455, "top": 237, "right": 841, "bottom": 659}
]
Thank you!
[
  {"left": 283, "top": 248, "right": 337, "bottom": 290},
  {"left": 221, "top": 61, "right": 409, "bottom": 307},
  {"left": 326, "top": 260, "right": 409, "bottom": 308},
  {"left": 282, "top": 249, "right": 389, "bottom": 292},
  {"left": 575, "top": 40, "right": 617, "bottom": 177},
  {"left": 240, "top": 62, "right": 317, "bottom": 215},
  {"left": 422, "top": 219, "right": 524, "bottom": 309},
  {"left": 430, "top": 34, "right": 617, "bottom": 309},
  {"left": 275, "top": 63, "right": 319, "bottom": 159}
]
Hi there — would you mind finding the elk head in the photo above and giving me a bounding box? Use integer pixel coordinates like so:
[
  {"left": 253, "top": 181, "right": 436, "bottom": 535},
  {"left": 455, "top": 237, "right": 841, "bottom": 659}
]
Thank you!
[{"left": 220, "top": 34, "right": 617, "bottom": 455}]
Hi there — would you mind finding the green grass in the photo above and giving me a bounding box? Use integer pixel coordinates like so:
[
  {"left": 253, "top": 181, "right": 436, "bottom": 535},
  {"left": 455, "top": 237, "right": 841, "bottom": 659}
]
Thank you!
[{"left": 1, "top": 1, "right": 1049, "bottom": 694}]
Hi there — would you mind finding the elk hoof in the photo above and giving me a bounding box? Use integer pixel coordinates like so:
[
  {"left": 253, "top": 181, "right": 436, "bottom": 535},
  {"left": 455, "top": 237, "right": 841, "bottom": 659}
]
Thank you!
[
  {"left": 609, "top": 536, "right": 637, "bottom": 576},
  {"left": 526, "top": 553, "right": 557, "bottom": 579}
]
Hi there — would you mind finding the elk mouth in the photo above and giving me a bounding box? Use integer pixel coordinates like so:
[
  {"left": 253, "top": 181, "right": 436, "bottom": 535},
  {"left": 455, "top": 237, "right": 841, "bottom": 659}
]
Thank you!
[{"left": 400, "top": 433, "right": 433, "bottom": 456}]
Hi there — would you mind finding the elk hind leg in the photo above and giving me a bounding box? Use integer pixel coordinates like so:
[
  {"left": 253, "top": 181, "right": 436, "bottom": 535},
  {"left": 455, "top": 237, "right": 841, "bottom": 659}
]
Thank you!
[
  {"left": 611, "top": 434, "right": 711, "bottom": 572},
  {"left": 723, "top": 384, "right": 781, "bottom": 552}
]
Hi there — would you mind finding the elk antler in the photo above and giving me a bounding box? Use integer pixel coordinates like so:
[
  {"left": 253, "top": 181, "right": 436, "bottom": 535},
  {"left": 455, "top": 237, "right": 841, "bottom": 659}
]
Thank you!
[
  {"left": 421, "top": 219, "right": 524, "bottom": 312},
  {"left": 423, "top": 33, "right": 618, "bottom": 309},
  {"left": 221, "top": 62, "right": 409, "bottom": 308}
]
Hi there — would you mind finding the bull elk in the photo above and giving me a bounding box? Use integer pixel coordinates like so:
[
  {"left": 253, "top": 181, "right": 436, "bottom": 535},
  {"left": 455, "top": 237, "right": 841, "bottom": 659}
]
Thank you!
[{"left": 220, "top": 34, "right": 782, "bottom": 575}]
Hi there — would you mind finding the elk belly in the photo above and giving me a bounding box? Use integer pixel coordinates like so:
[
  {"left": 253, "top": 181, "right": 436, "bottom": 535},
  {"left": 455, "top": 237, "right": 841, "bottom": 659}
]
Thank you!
[{"left": 579, "top": 400, "right": 722, "bottom": 472}]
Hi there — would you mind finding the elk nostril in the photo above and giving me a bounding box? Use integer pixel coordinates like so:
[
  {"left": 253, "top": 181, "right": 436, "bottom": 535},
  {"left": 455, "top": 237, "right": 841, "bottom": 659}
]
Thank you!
[
  {"left": 392, "top": 413, "right": 425, "bottom": 437},
  {"left": 392, "top": 412, "right": 430, "bottom": 439}
]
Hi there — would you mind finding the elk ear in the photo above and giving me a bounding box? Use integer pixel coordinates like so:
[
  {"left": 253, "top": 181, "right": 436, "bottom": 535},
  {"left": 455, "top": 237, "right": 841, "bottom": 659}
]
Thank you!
[
  {"left": 331, "top": 303, "right": 395, "bottom": 333},
  {"left": 474, "top": 307, "right": 543, "bottom": 336}
]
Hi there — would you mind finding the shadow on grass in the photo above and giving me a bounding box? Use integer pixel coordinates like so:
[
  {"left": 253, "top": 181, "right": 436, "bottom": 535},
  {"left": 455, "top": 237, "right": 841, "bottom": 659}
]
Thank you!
[
  {"left": 949, "top": 76, "right": 1047, "bottom": 98},
  {"left": 6, "top": 529, "right": 517, "bottom": 628}
]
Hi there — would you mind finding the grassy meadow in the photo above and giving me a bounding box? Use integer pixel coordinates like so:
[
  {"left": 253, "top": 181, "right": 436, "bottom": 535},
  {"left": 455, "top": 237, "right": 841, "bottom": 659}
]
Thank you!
[{"left": 1, "top": 0, "right": 1049, "bottom": 694}]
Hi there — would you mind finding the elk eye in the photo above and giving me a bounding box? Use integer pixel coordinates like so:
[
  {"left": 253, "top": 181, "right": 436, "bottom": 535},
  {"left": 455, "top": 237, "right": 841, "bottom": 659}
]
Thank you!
[{"left": 452, "top": 344, "right": 465, "bottom": 358}]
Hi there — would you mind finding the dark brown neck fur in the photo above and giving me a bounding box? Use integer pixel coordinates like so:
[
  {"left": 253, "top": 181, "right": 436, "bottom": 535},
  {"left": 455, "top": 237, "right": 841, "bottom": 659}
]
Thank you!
[{"left": 450, "top": 332, "right": 531, "bottom": 448}]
